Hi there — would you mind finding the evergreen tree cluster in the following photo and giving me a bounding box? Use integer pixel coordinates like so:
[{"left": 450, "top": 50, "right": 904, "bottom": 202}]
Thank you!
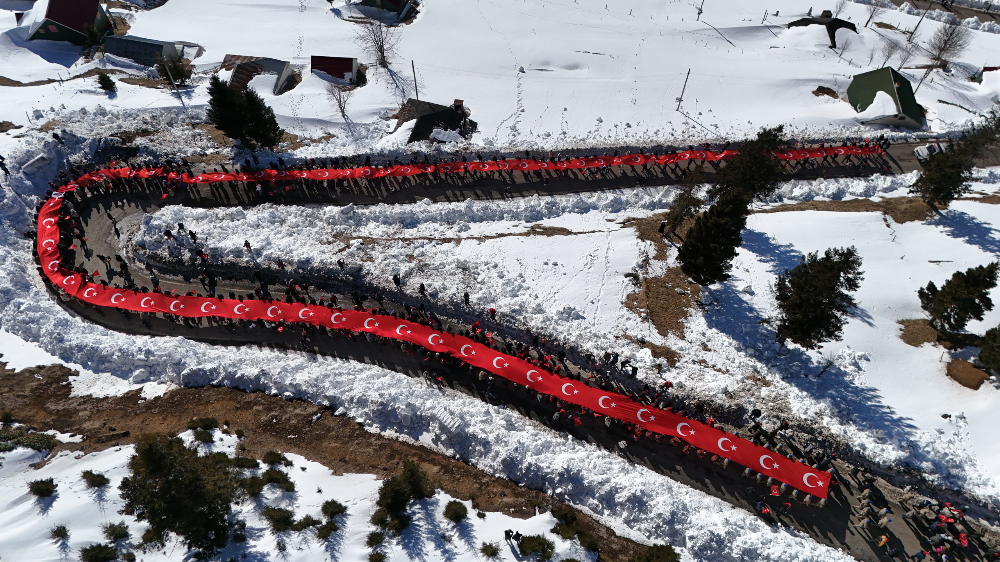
[
  {"left": 678, "top": 127, "right": 787, "bottom": 285},
  {"left": 157, "top": 55, "right": 191, "bottom": 87},
  {"left": 97, "top": 72, "right": 116, "bottom": 93},
  {"left": 207, "top": 75, "right": 284, "bottom": 150},
  {"left": 774, "top": 247, "right": 864, "bottom": 349},
  {"left": 911, "top": 111, "right": 1000, "bottom": 208},
  {"left": 118, "top": 434, "right": 239, "bottom": 556},
  {"left": 370, "top": 460, "right": 434, "bottom": 533},
  {"left": 918, "top": 262, "right": 999, "bottom": 333}
]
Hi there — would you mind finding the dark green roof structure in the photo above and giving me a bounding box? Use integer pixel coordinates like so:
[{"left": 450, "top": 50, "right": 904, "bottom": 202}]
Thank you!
[
  {"left": 26, "top": 0, "right": 111, "bottom": 46},
  {"left": 846, "top": 67, "right": 926, "bottom": 131}
]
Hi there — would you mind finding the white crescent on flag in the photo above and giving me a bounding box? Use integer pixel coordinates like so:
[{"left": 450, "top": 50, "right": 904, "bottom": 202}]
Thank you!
[
  {"left": 234, "top": 304, "right": 248, "bottom": 315},
  {"left": 363, "top": 318, "right": 377, "bottom": 329},
  {"left": 460, "top": 344, "right": 474, "bottom": 357},
  {"left": 717, "top": 437, "right": 736, "bottom": 452},
  {"left": 802, "top": 473, "right": 823, "bottom": 488},
  {"left": 492, "top": 357, "right": 507, "bottom": 369},
  {"left": 200, "top": 302, "right": 214, "bottom": 313},
  {"left": 598, "top": 396, "right": 614, "bottom": 408},
  {"left": 331, "top": 312, "right": 345, "bottom": 323},
  {"left": 298, "top": 308, "right": 312, "bottom": 319},
  {"left": 42, "top": 239, "right": 56, "bottom": 249},
  {"left": 676, "top": 422, "right": 694, "bottom": 437},
  {"left": 267, "top": 306, "right": 280, "bottom": 318},
  {"left": 561, "top": 383, "right": 577, "bottom": 396},
  {"left": 42, "top": 218, "right": 56, "bottom": 227},
  {"left": 47, "top": 260, "right": 60, "bottom": 271},
  {"left": 111, "top": 293, "right": 125, "bottom": 304},
  {"left": 62, "top": 275, "right": 77, "bottom": 286},
  {"left": 396, "top": 324, "right": 409, "bottom": 335},
  {"left": 636, "top": 409, "right": 653, "bottom": 422},
  {"left": 759, "top": 455, "right": 779, "bottom": 470},
  {"left": 428, "top": 334, "right": 443, "bottom": 345},
  {"left": 84, "top": 287, "right": 97, "bottom": 298},
  {"left": 140, "top": 297, "right": 154, "bottom": 308},
  {"left": 170, "top": 301, "right": 184, "bottom": 312}
]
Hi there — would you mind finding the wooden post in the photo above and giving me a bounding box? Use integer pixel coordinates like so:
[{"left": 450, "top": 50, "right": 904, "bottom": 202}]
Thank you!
[
  {"left": 675, "top": 68, "right": 691, "bottom": 111},
  {"left": 411, "top": 60, "right": 418, "bottom": 101}
]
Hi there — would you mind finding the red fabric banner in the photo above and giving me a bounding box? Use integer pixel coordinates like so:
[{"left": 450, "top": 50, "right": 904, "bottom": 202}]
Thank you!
[
  {"left": 67, "top": 146, "right": 880, "bottom": 189},
  {"left": 37, "top": 160, "right": 844, "bottom": 497}
]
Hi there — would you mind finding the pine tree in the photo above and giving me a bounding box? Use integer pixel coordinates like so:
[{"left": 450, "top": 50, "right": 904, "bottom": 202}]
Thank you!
[
  {"left": 708, "top": 126, "right": 787, "bottom": 202},
  {"left": 978, "top": 325, "right": 1000, "bottom": 374},
  {"left": 774, "top": 247, "right": 864, "bottom": 349},
  {"left": 241, "top": 87, "right": 284, "bottom": 149},
  {"left": 918, "top": 262, "right": 999, "bottom": 333},
  {"left": 663, "top": 164, "right": 705, "bottom": 240},
  {"left": 206, "top": 76, "right": 246, "bottom": 141},
  {"left": 97, "top": 72, "right": 116, "bottom": 93},
  {"left": 157, "top": 55, "right": 191, "bottom": 87},
  {"left": 911, "top": 111, "right": 1000, "bottom": 208},
  {"left": 677, "top": 191, "right": 749, "bottom": 285}
]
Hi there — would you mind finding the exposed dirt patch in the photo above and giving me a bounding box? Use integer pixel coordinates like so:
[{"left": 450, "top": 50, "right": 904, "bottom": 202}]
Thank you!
[
  {"left": 106, "top": 0, "right": 145, "bottom": 10},
  {"left": 756, "top": 196, "right": 933, "bottom": 224},
  {"left": 0, "top": 121, "right": 21, "bottom": 133},
  {"left": 623, "top": 214, "right": 700, "bottom": 345},
  {"left": 965, "top": 192, "right": 1000, "bottom": 205},
  {"left": 898, "top": 319, "right": 939, "bottom": 347},
  {"left": 622, "top": 335, "right": 680, "bottom": 368},
  {"left": 946, "top": 359, "right": 990, "bottom": 390},
  {"left": 110, "top": 128, "right": 157, "bottom": 144},
  {"left": 875, "top": 21, "right": 899, "bottom": 30},
  {"left": 280, "top": 132, "right": 338, "bottom": 152},
  {"left": 185, "top": 153, "right": 234, "bottom": 166},
  {"left": 812, "top": 86, "right": 837, "bottom": 98},
  {"left": 110, "top": 15, "right": 131, "bottom": 35},
  {"left": 0, "top": 362, "right": 651, "bottom": 562},
  {"left": 119, "top": 76, "right": 168, "bottom": 89},
  {"left": 39, "top": 120, "right": 62, "bottom": 132},
  {"left": 193, "top": 123, "right": 233, "bottom": 147}
]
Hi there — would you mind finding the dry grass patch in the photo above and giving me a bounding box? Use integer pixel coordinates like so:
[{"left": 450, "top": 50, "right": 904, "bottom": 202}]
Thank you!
[
  {"left": 947, "top": 359, "right": 990, "bottom": 390},
  {"left": 119, "top": 76, "right": 167, "bottom": 89},
  {"left": 192, "top": 123, "right": 232, "bottom": 147},
  {"left": 755, "top": 197, "right": 932, "bottom": 224},
  {"left": 0, "top": 121, "right": 21, "bottom": 133},
  {"left": 898, "top": 319, "right": 939, "bottom": 347},
  {"left": 812, "top": 86, "right": 837, "bottom": 98},
  {"left": 39, "top": 120, "right": 62, "bottom": 132}
]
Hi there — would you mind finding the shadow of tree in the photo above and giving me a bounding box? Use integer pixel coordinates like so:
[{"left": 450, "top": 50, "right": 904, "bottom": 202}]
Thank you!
[{"left": 927, "top": 208, "right": 1000, "bottom": 256}]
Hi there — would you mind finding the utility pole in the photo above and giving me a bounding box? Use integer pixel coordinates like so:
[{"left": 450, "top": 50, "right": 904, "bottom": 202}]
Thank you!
[
  {"left": 675, "top": 68, "right": 691, "bottom": 111},
  {"left": 762, "top": 9, "right": 768, "bottom": 24},
  {"left": 696, "top": 0, "right": 705, "bottom": 21},
  {"left": 411, "top": 60, "right": 419, "bottom": 101},
  {"left": 908, "top": 6, "right": 930, "bottom": 42}
]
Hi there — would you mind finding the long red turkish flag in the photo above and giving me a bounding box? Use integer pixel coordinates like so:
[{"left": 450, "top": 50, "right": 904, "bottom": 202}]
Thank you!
[{"left": 39, "top": 169, "right": 837, "bottom": 497}]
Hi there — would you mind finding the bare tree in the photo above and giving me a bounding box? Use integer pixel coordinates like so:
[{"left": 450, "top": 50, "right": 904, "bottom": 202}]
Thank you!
[
  {"left": 833, "top": 0, "right": 849, "bottom": 17},
  {"left": 326, "top": 83, "right": 355, "bottom": 120},
  {"left": 866, "top": 44, "right": 878, "bottom": 66},
  {"left": 864, "top": 0, "right": 889, "bottom": 27},
  {"left": 897, "top": 43, "right": 915, "bottom": 67},
  {"left": 354, "top": 21, "right": 400, "bottom": 68},
  {"left": 880, "top": 38, "right": 901, "bottom": 67},
  {"left": 927, "top": 21, "right": 972, "bottom": 67},
  {"left": 838, "top": 37, "right": 853, "bottom": 59}
]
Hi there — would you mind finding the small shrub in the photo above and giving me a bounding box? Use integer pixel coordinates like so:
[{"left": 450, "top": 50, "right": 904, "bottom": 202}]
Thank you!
[
  {"left": 235, "top": 428, "right": 245, "bottom": 439},
  {"left": 262, "top": 507, "right": 295, "bottom": 533},
  {"left": 29, "top": 478, "right": 57, "bottom": 497},
  {"left": 262, "top": 451, "right": 291, "bottom": 466},
  {"left": 291, "top": 515, "right": 322, "bottom": 531},
  {"left": 552, "top": 521, "right": 575, "bottom": 540},
  {"left": 232, "top": 531, "right": 247, "bottom": 543},
  {"left": 366, "top": 531, "right": 385, "bottom": 547},
  {"left": 369, "top": 553, "right": 386, "bottom": 562},
  {"left": 192, "top": 429, "right": 214, "bottom": 444},
  {"left": 276, "top": 539, "right": 286, "bottom": 552},
  {"left": 79, "top": 543, "right": 118, "bottom": 562},
  {"left": 578, "top": 531, "right": 599, "bottom": 552},
  {"left": 321, "top": 499, "right": 347, "bottom": 518},
  {"left": 102, "top": 521, "right": 130, "bottom": 542},
  {"left": 186, "top": 417, "right": 218, "bottom": 431},
  {"left": 477, "top": 511, "right": 486, "bottom": 519},
  {"left": 518, "top": 535, "right": 555, "bottom": 561},
  {"left": 262, "top": 468, "right": 295, "bottom": 492},
  {"left": 50, "top": 525, "right": 69, "bottom": 540},
  {"left": 231, "top": 457, "right": 260, "bottom": 469},
  {"left": 239, "top": 476, "right": 265, "bottom": 497},
  {"left": 370, "top": 507, "right": 389, "bottom": 527},
  {"left": 140, "top": 528, "right": 165, "bottom": 548},
  {"left": 316, "top": 520, "right": 338, "bottom": 540},
  {"left": 0, "top": 410, "right": 13, "bottom": 425},
  {"left": 121, "top": 553, "right": 136, "bottom": 562},
  {"left": 480, "top": 542, "right": 500, "bottom": 558},
  {"left": 82, "top": 470, "right": 110, "bottom": 489},
  {"left": 0, "top": 429, "right": 56, "bottom": 451},
  {"left": 386, "top": 513, "right": 411, "bottom": 534},
  {"left": 443, "top": 500, "right": 468, "bottom": 523},
  {"left": 97, "top": 72, "right": 116, "bottom": 93}
]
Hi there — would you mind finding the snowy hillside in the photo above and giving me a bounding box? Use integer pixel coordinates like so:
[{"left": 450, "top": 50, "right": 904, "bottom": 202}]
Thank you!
[{"left": 4, "top": 0, "right": 1000, "bottom": 152}]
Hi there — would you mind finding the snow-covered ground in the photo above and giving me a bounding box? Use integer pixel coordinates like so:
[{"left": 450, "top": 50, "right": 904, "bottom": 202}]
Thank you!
[
  {"left": 4, "top": 0, "right": 1000, "bottom": 153},
  {"left": 0, "top": 431, "right": 597, "bottom": 562}
]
